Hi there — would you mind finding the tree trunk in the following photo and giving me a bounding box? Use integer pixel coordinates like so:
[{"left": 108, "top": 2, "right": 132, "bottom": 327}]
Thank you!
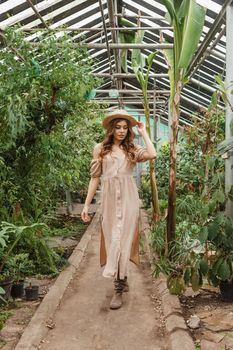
[
  {"left": 143, "top": 95, "right": 160, "bottom": 222},
  {"left": 149, "top": 159, "right": 160, "bottom": 221},
  {"left": 166, "top": 80, "right": 182, "bottom": 243}
]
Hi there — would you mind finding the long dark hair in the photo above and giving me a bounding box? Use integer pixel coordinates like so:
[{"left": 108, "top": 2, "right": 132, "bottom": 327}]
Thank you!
[{"left": 99, "top": 118, "right": 137, "bottom": 165}]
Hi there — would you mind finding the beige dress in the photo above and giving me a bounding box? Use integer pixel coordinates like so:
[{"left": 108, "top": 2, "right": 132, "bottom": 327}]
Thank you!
[{"left": 90, "top": 144, "right": 147, "bottom": 280}]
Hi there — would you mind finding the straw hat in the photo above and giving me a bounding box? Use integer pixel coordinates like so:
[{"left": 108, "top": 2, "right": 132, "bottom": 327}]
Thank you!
[{"left": 102, "top": 109, "right": 138, "bottom": 129}]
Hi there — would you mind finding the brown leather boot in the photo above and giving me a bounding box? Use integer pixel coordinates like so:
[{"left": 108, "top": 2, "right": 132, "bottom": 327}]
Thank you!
[
  {"left": 110, "top": 292, "right": 122, "bottom": 309},
  {"left": 110, "top": 278, "right": 124, "bottom": 309},
  {"left": 122, "top": 276, "right": 129, "bottom": 292}
]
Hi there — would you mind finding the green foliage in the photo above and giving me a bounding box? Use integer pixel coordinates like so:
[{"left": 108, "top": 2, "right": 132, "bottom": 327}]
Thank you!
[
  {"left": 162, "top": 0, "right": 205, "bottom": 81},
  {"left": 0, "top": 227, "right": 8, "bottom": 249},
  {"left": 119, "top": 18, "right": 137, "bottom": 73},
  {"left": 55, "top": 222, "right": 85, "bottom": 238},
  {"left": 148, "top": 101, "right": 226, "bottom": 294},
  {"left": 0, "top": 27, "right": 104, "bottom": 221},
  {"left": 139, "top": 144, "right": 169, "bottom": 209},
  {"left": 139, "top": 174, "right": 151, "bottom": 209},
  {"left": 0, "top": 310, "right": 13, "bottom": 331},
  {"left": 204, "top": 214, "right": 233, "bottom": 286},
  {"left": 0, "top": 287, "right": 7, "bottom": 306},
  {"left": 0, "top": 221, "right": 59, "bottom": 275},
  {"left": 153, "top": 225, "right": 205, "bottom": 294},
  {"left": 5, "top": 253, "right": 34, "bottom": 281}
]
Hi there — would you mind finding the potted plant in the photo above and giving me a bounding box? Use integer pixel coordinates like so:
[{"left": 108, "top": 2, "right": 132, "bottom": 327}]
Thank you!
[
  {"left": 0, "top": 287, "right": 6, "bottom": 306},
  {"left": 0, "top": 271, "right": 14, "bottom": 304},
  {"left": 0, "top": 222, "right": 45, "bottom": 300},
  {"left": 0, "top": 231, "right": 13, "bottom": 303},
  {"left": 24, "top": 280, "right": 39, "bottom": 301},
  {"left": 5, "top": 253, "right": 34, "bottom": 298}
]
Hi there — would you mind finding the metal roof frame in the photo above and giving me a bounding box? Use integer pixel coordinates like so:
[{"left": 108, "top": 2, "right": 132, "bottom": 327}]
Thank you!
[{"left": 0, "top": 0, "right": 230, "bottom": 125}]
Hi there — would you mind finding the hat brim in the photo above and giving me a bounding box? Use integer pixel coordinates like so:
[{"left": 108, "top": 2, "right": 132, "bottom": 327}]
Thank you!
[{"left": 102, "top": 113, "right": 138, "bottom": 129}]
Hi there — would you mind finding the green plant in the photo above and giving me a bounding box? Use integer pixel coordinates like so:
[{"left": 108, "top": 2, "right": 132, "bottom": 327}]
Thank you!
[
  {"left": 139, "top": 174, "right": 151, "bottom": 209},
  {"left": 152, "top": 210, "right": 233, "bottom": 295},
  {"left": 5, "top": 253, "right": 34, "bottom": 282},
  {"left": 0, "top": 221, "right": 59, "bottom": 275},
  {"left": 119, "top": 21, "right": 160, "bottom": 222},
  {"left": 0, "top": 226, "right": 8, "bottom": 249},
  {"left": 0, "top": 287, "right": 6, "bottom": 305},
  {"left": 162, "top": 0, "right": 206, "bottom": 243},
  {"left": 203, "top": 213, "right": 233, "bottom": 286},
  {"left": 0, "top": 310, "right": 13, "bottom": 330},
  {"left": 0, "top": 27, "right": 104, "bottom": 222},
  {"left": 151, "top": 207, "right": 208, "bottom": 295}
]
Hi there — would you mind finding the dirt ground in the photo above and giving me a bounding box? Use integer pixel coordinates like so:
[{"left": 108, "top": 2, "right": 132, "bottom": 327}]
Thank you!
[
  {"left": 180, "top": 284, "right": 233, "bottom": 350},
  {"left": 37, "top": 226, "right": 168, "bottom": 350},
  {"left": 0, "top": 212, "right": 168, "bottom": 350},
  {"left": 0, "top": 277, "right": 56, "bottom": 350},
  {"left": 0, "top": 210, "right": 87, "bottom": 350}
]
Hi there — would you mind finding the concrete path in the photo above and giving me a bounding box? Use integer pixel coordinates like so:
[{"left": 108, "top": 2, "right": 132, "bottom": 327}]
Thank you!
[{"left": 38, "top": 217, "right": 168, "bottom": 350}]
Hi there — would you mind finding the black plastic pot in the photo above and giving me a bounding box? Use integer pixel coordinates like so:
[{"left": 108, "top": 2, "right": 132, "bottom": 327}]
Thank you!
[
  {"left": 219, "top": 280, "right": 233, "bottom": 302},
  {"left": 0, "top": 277, "right": 14, "bottom": 305},
  {"left": 11, "top": 280, "right": 24, "bottom": 298},
  {"left": 25, "top": 285, "right": 39, "bottom": 301}
]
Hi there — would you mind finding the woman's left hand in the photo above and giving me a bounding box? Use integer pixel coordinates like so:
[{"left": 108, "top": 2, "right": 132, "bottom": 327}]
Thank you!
[{"left": 136, "top": 121, "right": 146, "bottom": 135}]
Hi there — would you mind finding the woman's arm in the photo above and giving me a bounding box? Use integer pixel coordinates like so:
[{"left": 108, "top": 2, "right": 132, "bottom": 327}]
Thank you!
[
  {"left": 81, "top": 144, "right": 102, "bottom": 222},
  {"left": 136, "top": 122, "right": 156, "bottom": 160},
  {"left": 81, "top": 177, "right": 100, "bottom": 222}
]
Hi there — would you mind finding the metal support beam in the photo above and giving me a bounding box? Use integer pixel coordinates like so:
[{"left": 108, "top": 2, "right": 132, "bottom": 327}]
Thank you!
[
  {"left": 190, "top": 78, "right": 216, "bottom": 93},
  {"left": 20, "top": 26, "right": 172, "bottom": 32},
  {"left": 206, "top": 48, "right": 225, "bottom": 61},
  {"left": 83, "top": 43, "right": 173, "bottom": 49},
  {"left": 187, "top": 0, "right": 231, "bottom": 75},
  {"left": 94, "top": 73, "right": 169, "bottom": 78},
  {"left": 190, "top": 25, "right": 226, "bottom": 79},
  {"left": 115, "top": 14, "right": 165, "bottom": 20},
  {"left": 26, "top": 0, "right": 49, "bottom": 29},
  {"left": 98, "top": 0, "right": 113, "bottom": 75},
  {"left": 94, "top": 99, "right": 166, "bottom": 104},
  {"left": 94, "top": 73, "right": 215, "bottom": 95},
  {"left": 29, "top": 42, "right": 173, "bottom": 49},
  {"left": 95, "top": 89, "right": 169, "bottom": 94},
  {"left": 225, "top": 4, "right": 233, "bottom": 218},
  {"left": 107, "top": 0, "right": 122, "bottom": 102}
]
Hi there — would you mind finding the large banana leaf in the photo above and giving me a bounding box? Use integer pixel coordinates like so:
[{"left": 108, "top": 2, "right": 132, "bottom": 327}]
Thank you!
[
  {"left": 131, "top": 30, "right": 145, "bottom": 73},
  {"left": 163, "top": 46, "right": 175, "bottom": 99},
  {"left": 163, "top": 0, "right": 205, "bottom": 78},
  {"left": 119, "top": 30, "right": 136, "bottom": 73},
  {"left": 119, "top": 18, "right": 135, "bottom": 28},
  {"left": 163, "top": 0, "right": 176, "bottom": 23},
  {"left": 178, "top": 0, "right": 206, "bottom": 69},
  {"left": 119, "top": 19, "right": 145, "bottom": 73}
]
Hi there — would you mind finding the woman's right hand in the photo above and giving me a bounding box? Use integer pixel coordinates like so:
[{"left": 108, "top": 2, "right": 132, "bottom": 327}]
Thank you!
[{"left": 81, "top": 205, "right": 91, "bottom": 223}]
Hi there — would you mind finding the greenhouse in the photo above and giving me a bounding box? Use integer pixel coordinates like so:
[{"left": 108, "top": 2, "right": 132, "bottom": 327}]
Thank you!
[{"left": 0, "top": 0, "right": 233, "bottom": 349}]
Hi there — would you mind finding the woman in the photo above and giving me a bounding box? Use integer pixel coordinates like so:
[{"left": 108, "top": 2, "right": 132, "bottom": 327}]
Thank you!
[{"left": 81, "top": 109, "right": 156, "bottom": 310}]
